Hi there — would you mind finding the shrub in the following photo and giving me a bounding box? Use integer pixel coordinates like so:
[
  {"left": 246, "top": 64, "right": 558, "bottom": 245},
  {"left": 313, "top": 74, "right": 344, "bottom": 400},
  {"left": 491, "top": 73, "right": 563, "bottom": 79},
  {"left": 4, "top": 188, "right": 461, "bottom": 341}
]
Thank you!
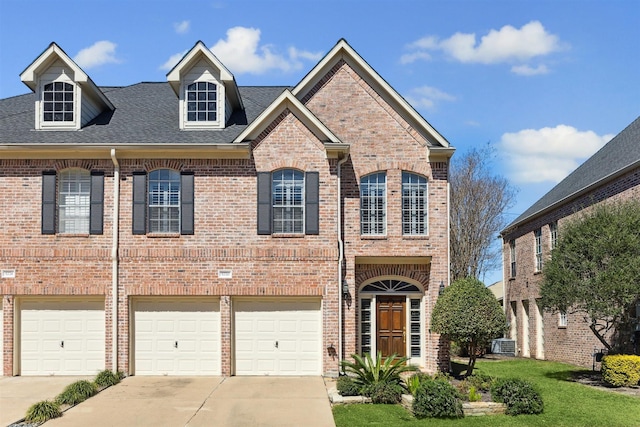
[
  {"left": 25, "top": 400, "right": 62, "bottom": 423},
  {"left": 491, "top": 378, "right": 544, "bottom": 415},
  {"left": 95, "top": 369, "right": 122, "bottom": 388},
  {"left": 362, "top": 381, "right": 405, "bottom": 404},
  {"left": 340, "top": 352, "right": 417, "bottom": 391},
  {"left": 405, "top": 372, "right": 431, "bottom": 396},
  {"left": 56, "top": 380, "right": 98, "bottom": 406},
  {"left": 412, "top": 378, "right": 463, "bottom": 419},
  {"left": 601, "top": 355, "right": 640, "bottom": 387},
  {"left": 337, "top": 375, "right": 361, "bottom": 396},
  {"left": 467, "top": 373, "right": 496, "bottom": 391},
  {"left": 468, "top": 386, "right": 482, "bottom": 402}
]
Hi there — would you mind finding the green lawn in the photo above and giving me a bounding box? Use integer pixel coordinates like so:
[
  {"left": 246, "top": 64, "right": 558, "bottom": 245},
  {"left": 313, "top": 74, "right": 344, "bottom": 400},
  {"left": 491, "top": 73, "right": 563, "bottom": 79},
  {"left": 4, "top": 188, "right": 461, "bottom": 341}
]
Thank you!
[{"left": 332, "top": 358, "right": 640, "bottom": 427}]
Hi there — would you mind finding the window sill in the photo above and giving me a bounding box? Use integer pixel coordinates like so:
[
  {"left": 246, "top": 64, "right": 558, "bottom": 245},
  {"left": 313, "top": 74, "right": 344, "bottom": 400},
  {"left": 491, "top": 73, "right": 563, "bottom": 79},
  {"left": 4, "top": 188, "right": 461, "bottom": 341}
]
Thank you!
[
  {"left": 558, "top": 326, "right": 567, "bottom": 329},
  {"left": 360, "top": 235, "right": 387, "bottom": 240},
  {"left": 534, "top": 271, "right": 542, "bottom": 275},
  {"left": 56, "top": 233, "right": 90, "bottom": 238},
  {"left": 271, "top": 233, "right": 305, "bottom": 238},
  {"left": 147, "top": 233, "right": 181, "bottom": 238},
  {"left": 402, "top": 235, "right": 429, "bottom": 240}
]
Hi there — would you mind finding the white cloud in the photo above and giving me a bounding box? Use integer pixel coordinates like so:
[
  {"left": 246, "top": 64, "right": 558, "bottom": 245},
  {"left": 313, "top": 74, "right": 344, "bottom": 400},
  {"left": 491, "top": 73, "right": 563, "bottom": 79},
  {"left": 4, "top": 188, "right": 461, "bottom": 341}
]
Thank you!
[
  {"left": 500, "top": 125, "right": 614, "bottom": 183},
  {"left": 74, "top": 41, "right": 120, "bottom": 69},
  {"left": 174, "top": 20, "right": 190, "bottom": 34},
  {"left": 209, "top": 27, "right": 320, "bottom": 74},
  {"left": 159, "top": 50, "right": 188, "bottom": 71},
  {"left": 403, "top": 21, "right": 565, "bottom": 74},
  {"left": 405, "top": 85, "right": 455, "bottom": 110},
  {"left": 511, "top": 64, "right": 549, "bottom": 76}
]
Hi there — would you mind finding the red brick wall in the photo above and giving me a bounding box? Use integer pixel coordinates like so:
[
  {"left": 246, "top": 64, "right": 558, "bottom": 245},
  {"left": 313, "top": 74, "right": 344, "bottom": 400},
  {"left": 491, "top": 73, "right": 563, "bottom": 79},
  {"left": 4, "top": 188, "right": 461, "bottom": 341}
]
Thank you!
[{"left": 503, "top": 165, "right": 640, "bottom": 367}]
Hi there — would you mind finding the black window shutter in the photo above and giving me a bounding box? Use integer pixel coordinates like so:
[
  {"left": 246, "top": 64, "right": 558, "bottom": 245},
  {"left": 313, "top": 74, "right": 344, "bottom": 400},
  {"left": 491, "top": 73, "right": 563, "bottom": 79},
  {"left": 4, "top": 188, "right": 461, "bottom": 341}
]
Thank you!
[
  {"left": 41, "top": 171, "right": 56, "bottom": 234},
  {"left": 305, "top": 171, "right": 320, "bottom": 235},
  {"left": 257, "top": 172, "right": 272, "bottom": 235},
  {"left": 132, "top": 172, "right": 147, "bottom": 235},
  {"left": 89, "top": 171, "right": 104, "bottom": 235},
  {"left": 180, "top": 172, "right": 194, "bottom": 235}
]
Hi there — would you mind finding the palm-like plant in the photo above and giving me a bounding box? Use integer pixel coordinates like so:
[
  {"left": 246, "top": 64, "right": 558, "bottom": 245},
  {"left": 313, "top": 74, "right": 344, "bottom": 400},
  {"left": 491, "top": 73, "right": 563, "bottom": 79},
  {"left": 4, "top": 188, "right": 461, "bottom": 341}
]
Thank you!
[{"left": 341, "top": 352, "right": 418, "bottom": 390}]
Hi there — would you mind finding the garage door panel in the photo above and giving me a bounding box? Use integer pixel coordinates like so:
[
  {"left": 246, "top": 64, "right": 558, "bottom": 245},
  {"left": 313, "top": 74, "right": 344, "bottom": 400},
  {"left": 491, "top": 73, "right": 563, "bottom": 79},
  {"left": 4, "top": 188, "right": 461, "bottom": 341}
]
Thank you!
[
  {"left": 234, "top": 299, "right": 321, "bottom": 376},
  {"left": 134, "top": 299, "right": 220, "bottom": 375}
]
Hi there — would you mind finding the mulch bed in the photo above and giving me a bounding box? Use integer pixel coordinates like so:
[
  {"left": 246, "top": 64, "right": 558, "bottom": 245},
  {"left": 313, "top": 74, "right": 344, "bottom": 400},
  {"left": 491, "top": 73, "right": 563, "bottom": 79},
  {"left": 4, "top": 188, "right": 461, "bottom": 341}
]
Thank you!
[{"left": 569, "top": 370, "right": 640, "bottom": 398}]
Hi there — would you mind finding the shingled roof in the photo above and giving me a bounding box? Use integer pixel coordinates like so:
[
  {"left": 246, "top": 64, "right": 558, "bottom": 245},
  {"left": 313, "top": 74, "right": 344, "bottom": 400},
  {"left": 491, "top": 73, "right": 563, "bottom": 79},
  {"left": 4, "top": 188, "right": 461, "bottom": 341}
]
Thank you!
[
  {"left": 503, "top": 115, "right": 640, "bottom": 232},
  {"left": 0, "top": 83, "right": 288, "bottom": 144}
]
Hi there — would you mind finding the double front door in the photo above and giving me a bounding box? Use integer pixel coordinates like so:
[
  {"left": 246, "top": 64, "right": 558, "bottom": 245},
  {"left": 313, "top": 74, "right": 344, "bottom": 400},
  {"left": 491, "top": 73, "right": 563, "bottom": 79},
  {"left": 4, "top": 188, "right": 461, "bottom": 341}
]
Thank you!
[{"left": 376, "top": 296, "right": 406, "bottom": 358}]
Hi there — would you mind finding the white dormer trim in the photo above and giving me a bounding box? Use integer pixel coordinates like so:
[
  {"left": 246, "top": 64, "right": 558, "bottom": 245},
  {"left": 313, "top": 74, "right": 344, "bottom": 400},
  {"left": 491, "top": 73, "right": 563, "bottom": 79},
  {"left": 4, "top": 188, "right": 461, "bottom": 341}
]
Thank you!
[
  {"left": 167, "top": 41, "right": 243, "bottom": 130},
  {"left": 20, "top": 42, "right": 114, "bottom": 131},
  {"left": 233, "top": 89, "right": 345, "bottom": 152},
  {"left": 292, "top": 39, "right": 451, "bottom": 150}
]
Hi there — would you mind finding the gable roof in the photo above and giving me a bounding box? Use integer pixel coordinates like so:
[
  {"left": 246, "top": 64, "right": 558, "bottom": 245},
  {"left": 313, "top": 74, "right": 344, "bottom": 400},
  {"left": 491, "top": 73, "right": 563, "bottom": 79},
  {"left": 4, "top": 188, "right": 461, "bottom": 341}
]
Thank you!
[
  {"left": 20, "top": 42, "right": 114, "bottom": 111},
  {"left": 293, "top": 39, "right": 452, "bottom": 151},
  {"left": 503, "top": 116, "right": 640, "bottom": 232}
]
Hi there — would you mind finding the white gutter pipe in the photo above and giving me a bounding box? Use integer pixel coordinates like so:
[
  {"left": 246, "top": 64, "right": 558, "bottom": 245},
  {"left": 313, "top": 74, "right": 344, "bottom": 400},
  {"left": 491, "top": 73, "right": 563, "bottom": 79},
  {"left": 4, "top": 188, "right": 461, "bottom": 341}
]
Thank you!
[
  {"left": 110, "top": 149, "right": 120, "bottom": 372},
  {"left": 336, "top": 154, "right": 349, "bottom": 370}
]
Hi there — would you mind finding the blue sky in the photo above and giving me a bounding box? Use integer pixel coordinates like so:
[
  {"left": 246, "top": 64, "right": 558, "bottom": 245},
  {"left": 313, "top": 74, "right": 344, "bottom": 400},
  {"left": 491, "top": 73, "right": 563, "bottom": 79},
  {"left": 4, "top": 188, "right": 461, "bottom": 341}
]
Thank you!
[{"left": 1, "top": 0, "right": 638, "bottom": 284}]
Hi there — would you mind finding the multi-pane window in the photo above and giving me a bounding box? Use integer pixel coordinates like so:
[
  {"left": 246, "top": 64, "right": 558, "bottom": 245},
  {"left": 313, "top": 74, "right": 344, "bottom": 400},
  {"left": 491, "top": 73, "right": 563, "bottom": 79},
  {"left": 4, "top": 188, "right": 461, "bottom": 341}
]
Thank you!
[
  {"left": 534, "top": 228, "right": 543, "bottom": 272},
  {"left": 148, "top": 169, "right": 180, "bottom": 233},
  {"left": 272, "top": 169, "right": 304, "bottom": 233},
  {"left": 410, "top": 299, "right": 421, "bottom": 357},
  {"left": 186, "top": 82, "right": 217, "bottom": 122},
  {"left": 360, "top": 172, "right": 386, "bottom": 235},
  {"left": 360, "top": 299, "right": 372, "bottom": 355},
  {"left": 509, "top": 240, "right": 516, "bottom": 277},
  {"left": 550, "top": 221, "right": 558, "bottom": 249},
  {"left": 43, "top": 82, "right": 74, "bottom": 122},
  {"left": 402, "top": 172, "right": 427, "bottom": 235},
  {"left": 58, "top": 169, "right": 90, "bottom": 233},
  {"left": 558, "top": 311, "right": 568, "bottom": 327}
]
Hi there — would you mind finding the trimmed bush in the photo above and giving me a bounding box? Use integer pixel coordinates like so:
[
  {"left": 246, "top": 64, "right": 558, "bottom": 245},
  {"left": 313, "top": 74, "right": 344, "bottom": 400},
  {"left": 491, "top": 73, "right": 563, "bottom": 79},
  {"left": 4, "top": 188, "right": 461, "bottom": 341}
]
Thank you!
[
  {"left": 601, "top": 355, "right": 640, "bottom": 387},
  {"left": 412, "top": 378, "right": 463, "bottom": 419},
  {"left": 405, "top": 372, "right": 431, "bottom": 396},
  {"left": 56, "top": 380, "right": 98, "bottom": 406},
  {"left": 362, "top": 381, "right": 405, "bottom": 404},
  {"left": 25, "top": 400, "right": 62, "bottom": 423},
  {"left": 95, "top": 369, "right": 122, "bottom": 388},
  {"left": 491, "top": 378, "right": 543, "bottom": 415},
  {"left": 337, "top": 375, "right": 361, "bottom": 396},
  {"left": 466, "top": 373, "right": 496, "bottom": 391}
]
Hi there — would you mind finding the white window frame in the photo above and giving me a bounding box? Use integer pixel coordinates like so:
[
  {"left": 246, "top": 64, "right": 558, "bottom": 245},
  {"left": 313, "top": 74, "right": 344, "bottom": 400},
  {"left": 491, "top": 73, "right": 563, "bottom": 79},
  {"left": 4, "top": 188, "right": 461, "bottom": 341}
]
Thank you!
[
  {"left": 509, "top": 240, "right": 516, "bottom": 277},
  {"left": 181, "top": 77, "right": 223, "bottom": 130},
  {"left": 550, "top": 221, "right": 558, "bottom": 250},
  {"left": 38, "top": 78, "right": 79, "bottom": 130},
  {"left": 148, "top": 169, "right": 181, "bottom": 233},
  {"left": 58, "top": 168, "right": 91, "bottom": 234},
  {"left": 402, "top": 172, "right": 428, "bottom": 235},
  {"left": 558, "top": 311, "right": 568, "bottom": 327},
  {"left": 534, "top": 228, "right": 543, "bottom": 272},
  {"left": 360, "top": 172, "right": 386, "bottom": 236},
  {"left": 272, "top": 169, "right": 304, "bottom": 234}
]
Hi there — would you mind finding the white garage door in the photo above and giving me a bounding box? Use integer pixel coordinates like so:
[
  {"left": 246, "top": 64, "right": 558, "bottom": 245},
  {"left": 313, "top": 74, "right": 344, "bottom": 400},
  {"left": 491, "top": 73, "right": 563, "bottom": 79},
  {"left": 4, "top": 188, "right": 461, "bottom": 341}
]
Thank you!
[
  {"left": 235, "top": 299, "right": 321, "bottom": 376},
  {"left": 134, "top": 299, "right": 220, "bottom": 376},
  {"left": 21, "top": 299, "right": 105, "bottom": 376}
]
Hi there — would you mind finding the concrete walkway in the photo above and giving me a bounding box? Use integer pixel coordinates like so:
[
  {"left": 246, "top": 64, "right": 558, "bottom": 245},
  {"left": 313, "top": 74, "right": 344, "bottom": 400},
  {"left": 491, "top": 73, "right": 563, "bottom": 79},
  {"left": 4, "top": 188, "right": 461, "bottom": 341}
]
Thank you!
[
  {"left": 41, "top": 376, "right": 335, "bottom": 427},
  {"left": 0, "top": 376, "right": 92, "bottom": 426}
]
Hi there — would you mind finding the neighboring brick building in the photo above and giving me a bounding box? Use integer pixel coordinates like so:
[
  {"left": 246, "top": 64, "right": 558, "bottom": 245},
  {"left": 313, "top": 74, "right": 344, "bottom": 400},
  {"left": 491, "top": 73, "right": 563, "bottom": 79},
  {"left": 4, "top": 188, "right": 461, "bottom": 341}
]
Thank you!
[
  {"left": 0, "top": 39, "right": 454, "bottom": 376},
  {"left": 501, "top": 116, "right": 640, "bottom": 368}
]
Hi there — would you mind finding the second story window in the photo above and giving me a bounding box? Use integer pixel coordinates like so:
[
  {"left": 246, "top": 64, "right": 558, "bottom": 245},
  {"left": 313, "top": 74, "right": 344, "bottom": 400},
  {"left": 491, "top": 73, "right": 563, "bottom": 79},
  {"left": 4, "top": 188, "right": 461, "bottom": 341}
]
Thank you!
[
  {"left": 148, "top": 170, "right": 181, "bottom": 233},
  {"left": 509, "top": 239, "right": 516, "bottom": 277},
  {"left": 58, "top": 169, "right": 91, "bottom": 233},
  {"left": 186, "top": 82, "right": 217, "bottom": 122},
  {"left": 550, "top": 221, "right": 558, "bottom": 250},
  {"left": 272, "top": 169, "right": 304, "bottom": 234},
  {"left": 360, "top": 172, "right": 386, "bottom": 235},
  {"left": 402, "top": 172, "right": 427, "bottom": 235},
  {"left": 43, "top": 82, "right": 74, "bottom": 122},
  {"left": 558, "top": 311, "right": 568, "bottom": 327},
  {"left": 534, "top": 228, "right": 543, "bottom": 272}
]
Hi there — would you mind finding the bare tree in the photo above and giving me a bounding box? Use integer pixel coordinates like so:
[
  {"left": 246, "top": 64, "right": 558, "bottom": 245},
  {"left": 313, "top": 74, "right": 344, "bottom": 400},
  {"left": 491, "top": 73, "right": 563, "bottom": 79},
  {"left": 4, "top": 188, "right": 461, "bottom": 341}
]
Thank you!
[{"left": 450, "top": 145, "right": 516, "bottom": 282}]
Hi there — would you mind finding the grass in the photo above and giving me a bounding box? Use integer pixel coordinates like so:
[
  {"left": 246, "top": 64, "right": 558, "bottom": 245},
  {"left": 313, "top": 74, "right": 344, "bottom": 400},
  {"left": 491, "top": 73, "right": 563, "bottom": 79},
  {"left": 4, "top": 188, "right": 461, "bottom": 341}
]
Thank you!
[{"left": 333, "top": 358, "right": 640, "bottom": 427}]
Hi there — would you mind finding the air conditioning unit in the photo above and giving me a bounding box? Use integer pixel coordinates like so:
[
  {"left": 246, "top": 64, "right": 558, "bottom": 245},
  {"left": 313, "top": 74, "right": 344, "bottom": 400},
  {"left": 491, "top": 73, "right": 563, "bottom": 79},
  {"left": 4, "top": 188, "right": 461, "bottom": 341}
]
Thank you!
[{"left": 491, "top": 338, "right": 516, "bottom": 356}]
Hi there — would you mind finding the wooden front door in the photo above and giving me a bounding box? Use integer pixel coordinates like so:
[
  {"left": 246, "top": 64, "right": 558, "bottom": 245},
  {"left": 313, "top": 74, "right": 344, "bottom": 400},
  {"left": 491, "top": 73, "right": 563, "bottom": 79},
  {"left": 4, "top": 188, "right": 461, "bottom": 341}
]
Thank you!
[{"left": 376, "top": 296, "right": 406, "bottom": 358}]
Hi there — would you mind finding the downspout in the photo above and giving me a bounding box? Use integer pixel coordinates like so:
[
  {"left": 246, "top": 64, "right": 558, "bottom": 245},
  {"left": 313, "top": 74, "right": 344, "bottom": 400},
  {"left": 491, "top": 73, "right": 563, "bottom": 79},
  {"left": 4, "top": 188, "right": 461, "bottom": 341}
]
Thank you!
[
  {"left": 110, "top": 149, "right": 120, "bottom": 372},
  {"left": 337, "top": 154, "right": 349, "bottom": 370}
]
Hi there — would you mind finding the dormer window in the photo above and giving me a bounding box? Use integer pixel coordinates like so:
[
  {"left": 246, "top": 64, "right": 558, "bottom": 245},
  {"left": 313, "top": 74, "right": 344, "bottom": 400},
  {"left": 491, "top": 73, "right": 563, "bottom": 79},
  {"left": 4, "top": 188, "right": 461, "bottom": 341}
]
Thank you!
[
  {"left": 43, "top": 82, "right": 74, "bottom": 122},
  {"left": 187, "top": 82, "right": 217, "bottom": 122}
]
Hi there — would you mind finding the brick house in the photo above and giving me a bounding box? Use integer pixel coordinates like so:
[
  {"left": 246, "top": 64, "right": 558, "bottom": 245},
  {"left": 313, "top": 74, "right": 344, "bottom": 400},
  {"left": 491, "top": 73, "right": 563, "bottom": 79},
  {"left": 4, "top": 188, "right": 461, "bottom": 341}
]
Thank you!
[
  {"left": 501, "top": 116, "right": 640, "bottom": 368},
  {"left": 0, "top": 39, "right": 454, "bottom": 376}
]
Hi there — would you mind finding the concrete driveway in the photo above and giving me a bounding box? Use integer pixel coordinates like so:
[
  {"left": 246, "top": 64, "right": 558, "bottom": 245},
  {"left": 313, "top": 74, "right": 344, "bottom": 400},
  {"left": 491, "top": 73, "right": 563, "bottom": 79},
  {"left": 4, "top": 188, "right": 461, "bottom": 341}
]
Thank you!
[
  {"left": 42, "top": 376, "right": 335, "bottom": 427},
  {"left": 0, "top": 376, "right": 93, "bottom": 426}
]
